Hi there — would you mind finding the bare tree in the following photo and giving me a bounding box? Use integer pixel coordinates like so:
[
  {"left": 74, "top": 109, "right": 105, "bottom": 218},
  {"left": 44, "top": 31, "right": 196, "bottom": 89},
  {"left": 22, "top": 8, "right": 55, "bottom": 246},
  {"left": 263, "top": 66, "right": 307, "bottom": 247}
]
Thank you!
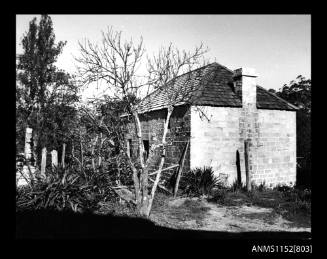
[{"left": 75, "top": 26, "right": 209, "bottom": 217}]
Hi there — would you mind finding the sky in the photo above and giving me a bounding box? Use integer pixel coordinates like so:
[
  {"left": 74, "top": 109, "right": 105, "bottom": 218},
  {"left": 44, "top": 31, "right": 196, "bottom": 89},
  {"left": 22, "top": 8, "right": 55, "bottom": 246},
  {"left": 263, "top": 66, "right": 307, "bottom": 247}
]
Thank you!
[{"left": 16, "top": 15, "right": 311, "bottom": 101}]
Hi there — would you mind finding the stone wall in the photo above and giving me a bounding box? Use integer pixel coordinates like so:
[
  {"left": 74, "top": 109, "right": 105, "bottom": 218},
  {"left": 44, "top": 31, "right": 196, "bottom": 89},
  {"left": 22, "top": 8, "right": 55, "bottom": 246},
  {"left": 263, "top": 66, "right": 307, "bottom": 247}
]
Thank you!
[
  {"left": 125, "top": 105, "right": 191, "bottom": 185},
  {"left": 126, "top": 102, "right": 296, "bottom": 188},
  {"left": 190, "top": 106, "right": 244, "bottom": 185},
  {"left": 190, "top": 106, "right": 296, "bottom": 187},
  {"left": 253, "top": 109, "right": 296, "bottom": 186}
]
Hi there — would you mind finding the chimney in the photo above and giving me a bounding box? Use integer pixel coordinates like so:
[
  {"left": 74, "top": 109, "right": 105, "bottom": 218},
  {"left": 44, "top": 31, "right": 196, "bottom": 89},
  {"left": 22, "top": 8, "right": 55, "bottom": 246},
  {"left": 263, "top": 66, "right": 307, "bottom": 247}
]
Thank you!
[{"left": 233, "top": 67, "right": 258, "bottom": 107}]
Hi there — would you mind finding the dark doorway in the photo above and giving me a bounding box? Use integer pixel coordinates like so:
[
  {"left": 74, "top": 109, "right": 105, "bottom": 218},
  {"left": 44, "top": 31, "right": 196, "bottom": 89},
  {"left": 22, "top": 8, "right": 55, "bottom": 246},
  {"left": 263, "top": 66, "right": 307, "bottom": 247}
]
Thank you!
[{"left": 143, "top": 140, "right": 149, "bottom": 160}]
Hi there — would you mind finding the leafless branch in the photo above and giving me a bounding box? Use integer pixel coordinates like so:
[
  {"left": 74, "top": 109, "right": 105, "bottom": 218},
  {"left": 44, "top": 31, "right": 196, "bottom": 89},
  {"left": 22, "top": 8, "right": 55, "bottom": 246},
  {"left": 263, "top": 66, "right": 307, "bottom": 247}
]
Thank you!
[{"left": 74, "top": 26, "right": 145, "bottom": 109}]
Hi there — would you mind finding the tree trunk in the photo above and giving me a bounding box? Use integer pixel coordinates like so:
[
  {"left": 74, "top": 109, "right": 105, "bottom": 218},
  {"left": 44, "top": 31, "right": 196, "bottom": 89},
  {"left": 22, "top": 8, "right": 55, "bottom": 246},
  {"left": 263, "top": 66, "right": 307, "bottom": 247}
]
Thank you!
[
  {"left": 133, "top": 111, "right": 145, "bottom": 168},
  {"left": 79, "top": 131, "right": 84, "bottom": 168},
  {"left": 98, "top": 133, "right": 104, "bottom": 168},
  {"left": 115, "top": 156, "right": 121, "bottom": 186},
  {"left": 61, "top": 143, "right": 66, "bottom": 168},
  {"left": 41, "top": 147, "right": 47, "bottom": 177},
  {"left": 131, "top": 107, "right": 173, "bottom": 217},
  {"left": 51, "top": 150, "right": 58, "bottom": 169},
  {"left": 132, "top": 111, "right": 144, "bottom": 213},
  {"left": 146, "top": 106, "right": 173, "bottom": 217},
  {"left": 91, "top": 135, "right": 99, "bottom": 171}
]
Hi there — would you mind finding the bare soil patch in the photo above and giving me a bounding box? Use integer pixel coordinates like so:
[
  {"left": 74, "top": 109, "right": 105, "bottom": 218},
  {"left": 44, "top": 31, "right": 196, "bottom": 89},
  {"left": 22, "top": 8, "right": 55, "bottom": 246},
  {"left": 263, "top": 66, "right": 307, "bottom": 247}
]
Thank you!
[{"left": 149, "top": 192, "right": 311, "bottom": 233}]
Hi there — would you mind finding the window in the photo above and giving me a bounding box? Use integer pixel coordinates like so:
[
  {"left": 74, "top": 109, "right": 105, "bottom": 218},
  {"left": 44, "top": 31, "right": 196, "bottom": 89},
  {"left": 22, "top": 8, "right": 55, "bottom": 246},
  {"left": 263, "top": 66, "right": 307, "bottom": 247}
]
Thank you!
[{"left": 143, "top": 140, "right": 149, "bottom": 160}]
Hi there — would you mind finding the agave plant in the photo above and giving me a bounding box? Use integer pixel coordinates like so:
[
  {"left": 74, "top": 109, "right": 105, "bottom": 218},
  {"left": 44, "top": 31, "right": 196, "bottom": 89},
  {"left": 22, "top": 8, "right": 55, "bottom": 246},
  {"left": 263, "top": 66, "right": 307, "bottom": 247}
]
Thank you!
[
  {"left": 17, "top": 165, "right": 101, "bottom": 212},
  {"left": 180, "top": 167, "right": 223, "bottom": 197}
]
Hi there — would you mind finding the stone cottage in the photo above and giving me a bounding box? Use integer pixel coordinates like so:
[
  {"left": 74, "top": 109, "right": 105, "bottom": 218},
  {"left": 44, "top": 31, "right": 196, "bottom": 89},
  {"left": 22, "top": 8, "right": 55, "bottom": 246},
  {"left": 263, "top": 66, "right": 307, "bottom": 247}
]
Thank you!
[{"left": 124, "top": 62, "right": 298, "bottom": 187}]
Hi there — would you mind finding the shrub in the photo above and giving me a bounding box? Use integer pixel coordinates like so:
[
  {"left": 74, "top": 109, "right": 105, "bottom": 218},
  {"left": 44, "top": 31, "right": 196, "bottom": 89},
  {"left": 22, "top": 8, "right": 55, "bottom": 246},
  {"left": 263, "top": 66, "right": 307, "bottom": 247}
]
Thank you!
[
  {"left": 275, "top": 185, "right": 311, "bottom": 204},
  {"left": 16, "top": 165, "right": 116, "bottom": 213},
  {"left": 180, "top": 167, "right": 223, "bottom": 197},
  {"left": 253, "top": 181, "right": 268, "bottom": 192},
  {"left": 208, "top": 188, "right": 227, "bottom": 203},
  {"left": 105, "top": 155, "right": 134, "bottom": 186},
  {"left": 277, "top": 186, "right": 311, "bottom": 220},
  {"left": 230, "top": 179, "right": 248, "bottom": 192}
]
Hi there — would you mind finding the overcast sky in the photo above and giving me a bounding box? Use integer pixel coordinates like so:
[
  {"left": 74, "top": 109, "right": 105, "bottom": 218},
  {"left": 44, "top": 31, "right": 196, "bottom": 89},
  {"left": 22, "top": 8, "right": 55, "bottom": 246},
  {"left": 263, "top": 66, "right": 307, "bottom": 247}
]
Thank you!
[{"left": 16, "top": 15, "right": 311, "bottom": 100}]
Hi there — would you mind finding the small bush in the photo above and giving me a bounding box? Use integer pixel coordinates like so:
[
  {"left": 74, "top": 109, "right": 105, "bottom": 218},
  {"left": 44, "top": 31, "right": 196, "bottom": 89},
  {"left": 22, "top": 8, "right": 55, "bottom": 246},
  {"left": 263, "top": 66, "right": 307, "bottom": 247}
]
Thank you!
[
  {"left": 251, "top": 181, "right": 268, "bottom": 192},
  {"left": 208, "top": 188, "right": 227, "bottom": 203},
  {"left": 230, "top": 179, "right": 247, "bottom": 192},
  {"left": 106, "top": 155, "right": 134, "bottom": 186},
  {"left": 275, "top": 184, "right": 293, "bottom": 193},
  {"left": 180, "top": 167, "right": 223, "bottom": 197}
]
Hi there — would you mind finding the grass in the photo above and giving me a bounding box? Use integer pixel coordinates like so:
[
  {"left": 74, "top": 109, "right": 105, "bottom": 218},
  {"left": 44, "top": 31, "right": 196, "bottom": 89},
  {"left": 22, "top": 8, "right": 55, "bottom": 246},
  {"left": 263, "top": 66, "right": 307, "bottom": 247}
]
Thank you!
[
  {"left": 170, "top": 199, "right": 211, "bottom": 222},
  {"left": 96, "top": 199, "right": 137, "bottom": 217},
  {"left": 150, "top": 191, "right": 211, "bottom": 228},
  {"left": 207, "top": 184, "right": 311, "bottom": 228},
  {"left": 95, "top": 189, "right": 211, "bottom": 223}
]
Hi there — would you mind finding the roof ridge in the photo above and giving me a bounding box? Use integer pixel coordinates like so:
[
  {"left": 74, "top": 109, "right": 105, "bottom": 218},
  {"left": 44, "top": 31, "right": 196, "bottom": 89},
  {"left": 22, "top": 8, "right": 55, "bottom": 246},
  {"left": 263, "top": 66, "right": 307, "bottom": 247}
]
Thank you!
[
  {"left": 211, "top": 61, "right": 234, "bottom": 74},
  {"left": 190, "top": 63, "right": 227, "bottom": 103},
  {"left": 257, "top": 85, "right": 299, "bottom": 110}
]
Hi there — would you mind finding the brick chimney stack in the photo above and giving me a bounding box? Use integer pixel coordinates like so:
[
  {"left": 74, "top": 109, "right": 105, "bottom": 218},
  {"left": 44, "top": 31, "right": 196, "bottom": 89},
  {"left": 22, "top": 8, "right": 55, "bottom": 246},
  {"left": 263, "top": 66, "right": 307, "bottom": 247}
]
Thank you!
[{"left": 233, "top": 67, "right": 258, "bottom": 107}]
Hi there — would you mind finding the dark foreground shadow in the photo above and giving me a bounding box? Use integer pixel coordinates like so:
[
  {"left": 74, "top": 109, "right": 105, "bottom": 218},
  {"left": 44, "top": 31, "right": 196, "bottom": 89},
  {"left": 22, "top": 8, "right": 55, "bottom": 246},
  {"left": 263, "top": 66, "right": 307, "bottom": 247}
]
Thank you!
[{"left": 16, "top": 209, "right": 311, "bottom": 240}]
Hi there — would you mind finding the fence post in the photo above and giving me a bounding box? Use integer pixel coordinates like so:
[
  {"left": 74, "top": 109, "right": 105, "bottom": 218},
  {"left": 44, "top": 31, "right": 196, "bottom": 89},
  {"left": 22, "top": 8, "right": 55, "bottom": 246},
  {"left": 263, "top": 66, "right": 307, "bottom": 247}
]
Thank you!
[
  {"left": 51, "top": 150, "right": 58, "bottom": 169},
  {"left": 61, "top": 143, "right": 66, "bottom": 168},
  {"left": 24, "top": 127, "right": 33, "bottom": 162},
  {"left": 41, "top": 147, "right": 47, "bottom": 176}
]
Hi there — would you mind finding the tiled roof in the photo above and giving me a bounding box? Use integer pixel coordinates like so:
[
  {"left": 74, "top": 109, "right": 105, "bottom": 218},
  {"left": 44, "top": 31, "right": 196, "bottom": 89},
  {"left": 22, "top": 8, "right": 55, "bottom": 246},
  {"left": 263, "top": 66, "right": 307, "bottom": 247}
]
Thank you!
[
  {"left": 256, "top": 86, "right": 299, "bottom": 110},
  {"left": 136, "top": 62, "right": 298, "bottom": 113}
]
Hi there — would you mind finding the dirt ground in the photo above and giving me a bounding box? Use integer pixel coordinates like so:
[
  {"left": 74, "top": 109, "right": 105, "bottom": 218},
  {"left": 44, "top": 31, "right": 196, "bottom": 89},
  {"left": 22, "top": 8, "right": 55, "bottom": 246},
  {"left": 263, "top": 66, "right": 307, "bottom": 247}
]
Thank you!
[{"left": 149, "top": 196, "right": 311, "bottom": 233}]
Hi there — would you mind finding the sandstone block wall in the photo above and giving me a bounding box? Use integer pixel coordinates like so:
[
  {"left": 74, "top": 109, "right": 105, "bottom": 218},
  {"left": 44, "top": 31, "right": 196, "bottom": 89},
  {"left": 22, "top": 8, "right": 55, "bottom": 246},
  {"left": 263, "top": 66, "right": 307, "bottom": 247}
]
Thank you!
[
  {"left": 190, "top": 106, "right": 244, "bottom": 185},
  {"left": 253, "top": 109, "right": 296, "bottom": 186},
  {"left": 190, "top": 106, "right": 296, "bottom": 187},
  {"left": 126, "top": 104, "right": 296, "bottom": 188}
]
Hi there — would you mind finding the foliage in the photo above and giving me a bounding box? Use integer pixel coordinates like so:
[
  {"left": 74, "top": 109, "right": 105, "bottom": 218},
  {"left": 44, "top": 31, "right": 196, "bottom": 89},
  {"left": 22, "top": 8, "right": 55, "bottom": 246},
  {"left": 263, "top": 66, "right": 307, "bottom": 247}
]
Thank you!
[
  {"left": 274, "top": 184, "right": 311, "bottom": 204},
  {"left": 109, "top": 155, "right": 134, "bottom": 186},
  {"left": 16, "top": 14, "right": 79, "bottom": 159},
  {"left": 207, "top": 188, "right": 228, "bottom": 203},
  {"left": 230, "top": 179, "right": 247, "bottom": 192},
  {"left": 277, "top": 75, "right": 311, "bottom": 114},
  {"left": 16, "top": 165, "right": 117, "bottom": 213},
  {"left": 253, "top": 181, "right": 269, "bottom": 192},
  {"left": 179, "top": 167, "right": 222, "bottom": 197}
]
